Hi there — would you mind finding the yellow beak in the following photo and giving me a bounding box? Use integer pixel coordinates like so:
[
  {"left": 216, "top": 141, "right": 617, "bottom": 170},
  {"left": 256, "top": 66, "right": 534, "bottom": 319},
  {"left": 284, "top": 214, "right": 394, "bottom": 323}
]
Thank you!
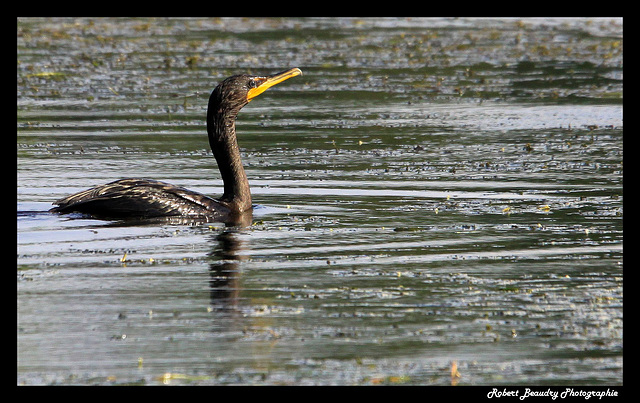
[{"left": 247, "top": 67, "right": 302, "bottom": 102}]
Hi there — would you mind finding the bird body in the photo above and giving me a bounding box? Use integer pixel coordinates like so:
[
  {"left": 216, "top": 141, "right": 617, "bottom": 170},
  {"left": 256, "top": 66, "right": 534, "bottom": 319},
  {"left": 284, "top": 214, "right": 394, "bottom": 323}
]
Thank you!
[
  {"left": 50, "top": 68, "right": 302, "bottom": 222},
  {"left": 50, "top": 178, "right": 231, "bottom": 219}
]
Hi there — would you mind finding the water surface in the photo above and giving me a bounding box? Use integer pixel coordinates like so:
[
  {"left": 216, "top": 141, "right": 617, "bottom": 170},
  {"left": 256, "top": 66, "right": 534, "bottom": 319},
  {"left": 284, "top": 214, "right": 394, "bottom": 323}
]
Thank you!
[{"left": 18, "top": 17, "right": 622, "bottom": 385}]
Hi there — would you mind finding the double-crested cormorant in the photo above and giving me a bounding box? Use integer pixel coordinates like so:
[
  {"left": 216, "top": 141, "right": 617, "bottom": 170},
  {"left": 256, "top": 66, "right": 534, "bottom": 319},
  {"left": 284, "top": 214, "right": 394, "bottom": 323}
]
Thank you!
[{"left": 50, "top": 68, "right": 302, "bottom": 221}]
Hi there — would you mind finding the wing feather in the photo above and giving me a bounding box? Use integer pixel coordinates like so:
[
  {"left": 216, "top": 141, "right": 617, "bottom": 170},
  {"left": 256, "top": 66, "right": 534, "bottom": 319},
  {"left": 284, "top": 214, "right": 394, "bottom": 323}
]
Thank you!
[{"left": 51, "top": 179, "right": 228, "bottom": 218}]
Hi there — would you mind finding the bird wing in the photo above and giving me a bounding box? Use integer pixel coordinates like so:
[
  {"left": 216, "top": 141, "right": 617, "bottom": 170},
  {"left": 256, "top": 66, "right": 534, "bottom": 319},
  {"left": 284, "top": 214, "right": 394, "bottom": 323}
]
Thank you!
[{"left": 51, "top": 178, "right": 227, "bottom": 218}]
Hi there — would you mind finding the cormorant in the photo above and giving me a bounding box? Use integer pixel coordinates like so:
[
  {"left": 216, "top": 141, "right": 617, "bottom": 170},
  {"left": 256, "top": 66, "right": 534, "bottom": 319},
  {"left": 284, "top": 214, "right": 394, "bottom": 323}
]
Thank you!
[{"left": 50, "top": 68, "right": 302, "bottom": 221}]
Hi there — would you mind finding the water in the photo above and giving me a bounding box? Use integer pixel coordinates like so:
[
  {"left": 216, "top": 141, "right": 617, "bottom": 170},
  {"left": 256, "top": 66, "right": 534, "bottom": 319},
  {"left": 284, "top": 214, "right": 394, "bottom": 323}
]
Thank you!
[{"left": 17, "top": 17, "right": 622, "bottom": 385}]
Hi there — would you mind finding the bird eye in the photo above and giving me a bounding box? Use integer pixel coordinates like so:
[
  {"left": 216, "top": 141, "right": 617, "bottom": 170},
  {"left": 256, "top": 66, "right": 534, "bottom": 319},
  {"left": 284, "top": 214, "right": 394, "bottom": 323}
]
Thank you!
[{"left": 247, "top": 80, "right": 257, "bottom": 89}]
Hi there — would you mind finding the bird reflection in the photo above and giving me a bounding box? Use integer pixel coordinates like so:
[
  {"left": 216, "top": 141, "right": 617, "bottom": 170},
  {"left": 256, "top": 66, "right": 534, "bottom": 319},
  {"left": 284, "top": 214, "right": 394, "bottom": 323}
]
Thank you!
[
  {"left": 207, "top": 214, "right": 251, "bottom": 310},
  {"left": 94, "top": 213, "right": 252, "bottom": 311}
]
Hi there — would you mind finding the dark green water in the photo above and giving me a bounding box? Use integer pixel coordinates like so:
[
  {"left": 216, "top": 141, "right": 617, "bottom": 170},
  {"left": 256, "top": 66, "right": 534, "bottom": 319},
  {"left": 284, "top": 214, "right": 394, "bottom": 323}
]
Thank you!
[{"left": 18, "top": 18, "right": 622, "bottom": 385}]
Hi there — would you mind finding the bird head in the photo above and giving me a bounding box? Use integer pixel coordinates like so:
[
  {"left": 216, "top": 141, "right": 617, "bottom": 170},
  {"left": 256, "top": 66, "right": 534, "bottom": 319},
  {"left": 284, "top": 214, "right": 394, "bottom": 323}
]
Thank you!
[{"left": 211, "top": 67, "right": 302, "bottom": 113}]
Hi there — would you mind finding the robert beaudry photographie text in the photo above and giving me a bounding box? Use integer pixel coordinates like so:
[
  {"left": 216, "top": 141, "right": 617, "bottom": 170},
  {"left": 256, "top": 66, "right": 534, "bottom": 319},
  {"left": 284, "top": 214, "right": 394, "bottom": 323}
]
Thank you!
[{"left": 487, "top": 388, "right": 619, "bottom": 400}]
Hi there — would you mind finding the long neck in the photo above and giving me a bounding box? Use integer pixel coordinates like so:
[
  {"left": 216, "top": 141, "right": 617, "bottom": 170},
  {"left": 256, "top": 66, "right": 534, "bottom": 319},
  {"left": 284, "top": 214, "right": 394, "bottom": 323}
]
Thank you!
[{"left": 207, "top": 99, "right": 252, "bottom": 214}]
